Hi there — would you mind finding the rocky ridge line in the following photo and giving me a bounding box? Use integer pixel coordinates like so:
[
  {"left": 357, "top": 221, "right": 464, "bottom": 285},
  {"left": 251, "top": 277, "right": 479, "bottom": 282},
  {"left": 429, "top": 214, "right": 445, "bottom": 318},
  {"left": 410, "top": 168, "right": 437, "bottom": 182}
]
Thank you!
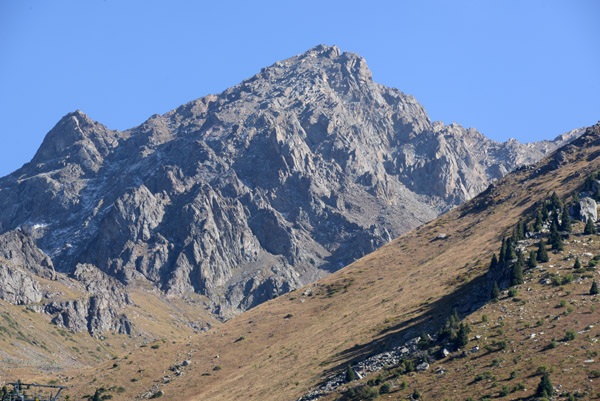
[{"left": 0, "top": 45, "right": 583, "bottom": 328}]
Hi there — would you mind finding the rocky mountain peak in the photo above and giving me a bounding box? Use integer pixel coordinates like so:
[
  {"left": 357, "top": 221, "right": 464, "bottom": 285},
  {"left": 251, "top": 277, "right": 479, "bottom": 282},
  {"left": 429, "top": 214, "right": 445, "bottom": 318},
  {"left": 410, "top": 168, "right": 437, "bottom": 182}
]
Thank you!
[
  {"left": 30, "top": 109, "right": 122, "bottom": 173},
  {"left": 0, "top": 46, "right": 585, "bottom": 324}
]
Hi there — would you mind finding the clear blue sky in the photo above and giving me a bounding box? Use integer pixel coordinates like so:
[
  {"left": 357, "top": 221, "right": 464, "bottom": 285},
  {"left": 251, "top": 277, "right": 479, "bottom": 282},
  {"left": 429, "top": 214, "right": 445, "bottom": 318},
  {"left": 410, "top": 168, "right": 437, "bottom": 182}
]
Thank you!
[{"left": 1, "top": 0, "right": 599, "bottom": 177}]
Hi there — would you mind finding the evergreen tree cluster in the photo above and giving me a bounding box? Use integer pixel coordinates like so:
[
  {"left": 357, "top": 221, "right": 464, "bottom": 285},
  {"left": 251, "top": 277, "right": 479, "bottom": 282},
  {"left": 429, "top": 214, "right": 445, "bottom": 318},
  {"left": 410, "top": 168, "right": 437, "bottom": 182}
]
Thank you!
[
  {"left": 438, "top": 309, "right": 471, "bottom": 349},
  {"left": 488, "top": 191, "right": 578, "bottom": 299},
  {"left": 532, "top": 192, "right": 572, "bottom": 235}
]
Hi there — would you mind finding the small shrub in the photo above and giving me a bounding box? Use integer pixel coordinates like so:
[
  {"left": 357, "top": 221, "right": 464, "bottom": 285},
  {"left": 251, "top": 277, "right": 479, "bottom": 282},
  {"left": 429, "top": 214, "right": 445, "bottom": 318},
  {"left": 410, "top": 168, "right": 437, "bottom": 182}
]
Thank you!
[
  {"left": 151, "top": 344, "right": 160, "bottom": 349},
  {"left": 508, "top": 288, "right": 518, "bottom": 298},
  {"left": 379, "top": 382, "right": 391, "bottom": 394},
  {"left": 564, "top": 330, "right": 577, "bottom": 341},
  {"left": 536, "top": 365, "right": 551, "bottom": 375},
  {"left": 213, "top": 365, "right": 222, "bottom": 371}
]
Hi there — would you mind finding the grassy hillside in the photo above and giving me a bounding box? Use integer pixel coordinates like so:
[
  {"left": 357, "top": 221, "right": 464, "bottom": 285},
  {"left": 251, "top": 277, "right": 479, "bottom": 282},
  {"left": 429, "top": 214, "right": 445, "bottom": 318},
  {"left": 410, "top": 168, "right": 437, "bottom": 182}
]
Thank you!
[
  {"left": 24, "top": 124, "right": 600, "bottom": 400},
  {"left": 0, "top": 285, "right": 216, "bottom": 388}
]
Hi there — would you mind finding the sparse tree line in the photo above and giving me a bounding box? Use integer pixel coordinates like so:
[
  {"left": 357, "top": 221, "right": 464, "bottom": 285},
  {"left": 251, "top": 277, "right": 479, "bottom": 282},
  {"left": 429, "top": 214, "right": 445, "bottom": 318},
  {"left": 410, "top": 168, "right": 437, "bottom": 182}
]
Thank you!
[
  {"left": 337, "top": 174, "right": 600, "bottom": 400},
  {"left": 489, "top": 184, "right": 600, "bottom": 302}
]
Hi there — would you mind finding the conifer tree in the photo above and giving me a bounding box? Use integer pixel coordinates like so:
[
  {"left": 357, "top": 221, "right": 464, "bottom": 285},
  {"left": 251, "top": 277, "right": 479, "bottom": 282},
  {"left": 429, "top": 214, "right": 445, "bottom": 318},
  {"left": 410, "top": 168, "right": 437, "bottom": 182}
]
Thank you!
[
  {"left": 572, "top": 193, "right": 581, "bottom": 218},
  {"left": 506, "top": 238, "right": 517, "bottom": 261},
  {"left": 553, "top": 233, "right": 564, "bottom": 251},
  {"left": 491, "top": 281, "right": 500, "bottom": 301},
  {"left": 542, "top": 202, "right": 549, "bottom": 221},
  {"left": 534, "top": 209, "right": 544, "bottom": 231},
  {"left": 591, "top": 281, "right": 599, "bottom": 295},
  {"left": 451, "top": 308, "right": 460, "bottom": 326},
  {"left": 584, "top": 219, "right": 597, "bottom": 235},
  {"left": 512, "top": 220, "right": 525, "bottom": 242},
  {"left": 517, "top": 219, "right": 525, "bottom": 240},
  {"left": 455, "top": 323, "right": 470, "bottom": 348},
  {"left": 551, "top": 192, "right": 562, "bottom": 211},
  {"left": 561, "top": 206, "right": 572, "bottom": 232},
  {"left": 552, "top": 211, "right": 561, "bottom": 231},
  {"left": 573, "top": 257, "right": 581, "bottom": 270},
  {"left": 511, "top": 261, "right": 524, "bottom": 286},
  {"left": 345, "top": 364, "right": 356, "bottom": 382},
  {"left": 528, "top": 250, "right": 538, "bottom": 268},
  {"left": 499, "top": 238, "right": 507, "bottom": 265},
  {"left": 549, "top": 221, "right": 563, "bottom": 250},
  {"left": 536, "top": 373, "right": 553, "bottom": 398},
  {"left": 489, "top": 253, "right": 498, "bottom": 270},
  {"left": 538, "top": 239, "right": 549, "bottom": 262}
]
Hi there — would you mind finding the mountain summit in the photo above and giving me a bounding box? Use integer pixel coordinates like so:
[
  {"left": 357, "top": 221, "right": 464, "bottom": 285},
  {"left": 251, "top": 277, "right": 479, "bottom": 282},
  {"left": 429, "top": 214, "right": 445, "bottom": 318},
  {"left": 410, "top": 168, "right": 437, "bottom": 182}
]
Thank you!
[{"left": 0, "top": 45, "right": 581, "bottom": 324}]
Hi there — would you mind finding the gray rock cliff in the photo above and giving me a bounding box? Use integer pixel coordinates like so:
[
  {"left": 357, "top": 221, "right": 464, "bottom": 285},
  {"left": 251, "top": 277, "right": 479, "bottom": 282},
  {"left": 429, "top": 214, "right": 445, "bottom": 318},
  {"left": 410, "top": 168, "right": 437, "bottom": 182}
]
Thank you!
[{"left": 0, "top": 45, "right": 583, "bottom": 321}]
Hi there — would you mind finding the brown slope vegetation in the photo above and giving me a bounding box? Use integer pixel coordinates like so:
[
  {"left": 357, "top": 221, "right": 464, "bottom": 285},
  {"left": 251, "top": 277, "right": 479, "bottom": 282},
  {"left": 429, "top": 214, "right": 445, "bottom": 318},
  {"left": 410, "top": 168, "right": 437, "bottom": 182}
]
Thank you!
[{"left": 49, "top": 123, "right": 600, "bottom": 400}]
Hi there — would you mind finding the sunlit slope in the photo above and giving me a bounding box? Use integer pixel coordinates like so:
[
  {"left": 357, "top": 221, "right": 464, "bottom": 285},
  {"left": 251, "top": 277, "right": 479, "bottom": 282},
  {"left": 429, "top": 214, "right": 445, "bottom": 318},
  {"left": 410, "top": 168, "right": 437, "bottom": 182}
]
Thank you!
[{"left": 54, "top": 125, "right": 600, "bottom": 400}]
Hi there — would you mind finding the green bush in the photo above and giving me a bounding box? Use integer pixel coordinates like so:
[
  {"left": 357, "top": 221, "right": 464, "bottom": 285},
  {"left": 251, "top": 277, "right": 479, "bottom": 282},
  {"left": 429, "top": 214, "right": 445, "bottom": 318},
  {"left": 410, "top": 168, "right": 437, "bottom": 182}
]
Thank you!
[
  {"left": 379, "top": 382, "right": 391, "bottom": 394},
  {"left": 564, "top": 330, "right": 577, "bottom": 341},
  {"left": 344, "top": 386, "right": 379, "bottom": 401}
]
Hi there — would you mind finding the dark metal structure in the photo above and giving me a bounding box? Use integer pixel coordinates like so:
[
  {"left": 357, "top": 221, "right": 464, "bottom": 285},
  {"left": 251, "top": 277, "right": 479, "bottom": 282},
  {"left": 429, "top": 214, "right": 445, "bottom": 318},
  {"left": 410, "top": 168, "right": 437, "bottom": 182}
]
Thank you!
[{"left": 1, "top": 382, "right": 66, "bottom": 401}]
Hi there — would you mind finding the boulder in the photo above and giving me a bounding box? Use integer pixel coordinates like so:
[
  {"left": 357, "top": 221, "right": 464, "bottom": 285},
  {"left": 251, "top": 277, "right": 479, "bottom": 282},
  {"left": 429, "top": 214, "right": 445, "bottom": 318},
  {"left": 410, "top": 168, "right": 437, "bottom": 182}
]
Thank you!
[
  {"left": 416, "top": 362, "right": 430, "bottom": 371},
  {"left": 579, "top": 197, "right": 597, "bottom": 223}
]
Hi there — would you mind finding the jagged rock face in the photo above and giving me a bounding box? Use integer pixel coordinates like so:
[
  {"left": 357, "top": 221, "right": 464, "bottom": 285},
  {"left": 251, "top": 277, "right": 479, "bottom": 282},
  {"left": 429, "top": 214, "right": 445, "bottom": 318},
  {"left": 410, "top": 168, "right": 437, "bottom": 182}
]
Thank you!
[
  {"left": 0, "top": 228, "right": 133, "bottom": 336},
  {"left": 0, "top": 229, "right": 55, "bottom": 280},
  {"left": 579, "top": 197, "right": 597, "bottom": 223},
  {"left": 0, "top": 229, "right": 53, "bottom": 304},
  {"left": 0, "top": 45, "right": 582, "bottom": 319},
  {"left": 0, "top": 262, "right": 44, "bottom": 305},
  {"left": 47, "top": 263, "right": 133, "bottom": 337}
]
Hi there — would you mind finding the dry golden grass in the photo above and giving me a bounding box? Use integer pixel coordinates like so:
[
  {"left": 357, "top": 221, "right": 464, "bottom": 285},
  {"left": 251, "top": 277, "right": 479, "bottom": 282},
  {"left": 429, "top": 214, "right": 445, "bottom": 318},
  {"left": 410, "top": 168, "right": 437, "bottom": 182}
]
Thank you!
[{"left": 21, "top": 129, "right": 600, "bottom": 400}]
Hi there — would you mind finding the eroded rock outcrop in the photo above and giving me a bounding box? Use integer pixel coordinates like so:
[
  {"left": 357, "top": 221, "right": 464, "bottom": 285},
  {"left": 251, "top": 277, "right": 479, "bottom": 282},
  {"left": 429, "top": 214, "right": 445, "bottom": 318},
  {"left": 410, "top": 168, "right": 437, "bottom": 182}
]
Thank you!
[{"left": 0, "top": 45, "right": 583, "bottom": 320}]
